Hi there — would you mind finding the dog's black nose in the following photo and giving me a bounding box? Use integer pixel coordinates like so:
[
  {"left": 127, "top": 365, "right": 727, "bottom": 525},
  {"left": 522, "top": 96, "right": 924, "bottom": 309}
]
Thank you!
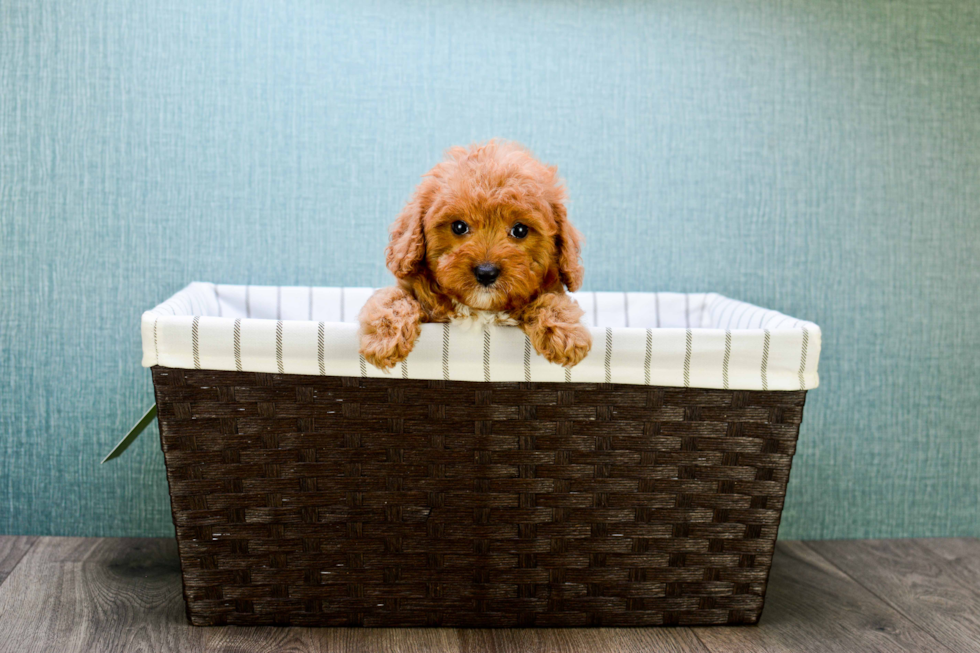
[{"left": 474, "top": 263, "right": 501, "bottom": 287}]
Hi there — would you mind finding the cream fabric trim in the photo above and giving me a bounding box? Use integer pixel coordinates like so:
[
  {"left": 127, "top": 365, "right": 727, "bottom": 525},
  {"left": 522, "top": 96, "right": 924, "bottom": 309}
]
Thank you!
[{"left": 141, "top": 283, "right": 820, "bottom": 391}]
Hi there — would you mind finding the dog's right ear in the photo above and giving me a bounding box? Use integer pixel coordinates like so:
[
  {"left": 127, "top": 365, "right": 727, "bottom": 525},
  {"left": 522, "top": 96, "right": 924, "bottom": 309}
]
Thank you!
[
  {"left": 553, "top": 199, "right": 585, "bottom": 292},
  {"left": 386, "top": 177, "right": 436, "bottom": 279}
]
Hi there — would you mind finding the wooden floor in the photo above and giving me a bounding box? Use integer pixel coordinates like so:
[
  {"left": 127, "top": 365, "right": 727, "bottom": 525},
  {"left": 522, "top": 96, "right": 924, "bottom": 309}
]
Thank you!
[{"left": 0, "top": 537, "right": 977, "bottom": 652}]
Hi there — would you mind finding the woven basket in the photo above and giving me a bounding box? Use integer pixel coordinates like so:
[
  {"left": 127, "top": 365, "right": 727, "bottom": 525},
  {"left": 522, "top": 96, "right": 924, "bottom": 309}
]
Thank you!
[{"left": 154, "top": 366, "right": 805, "bottom": 627}]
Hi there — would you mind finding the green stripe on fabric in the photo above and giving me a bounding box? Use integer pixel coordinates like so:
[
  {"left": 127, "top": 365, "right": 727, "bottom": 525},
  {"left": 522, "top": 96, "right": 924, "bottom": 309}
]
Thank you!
[
  {"left": 442, "top": 322, "right": 451, "bottom": 380},
  {"left": 483, "top": 328, "right": 491, "bottom": 382},
  {"left": 604, "top": 327, "right": 612, "bottom": 383},
  {"left": 191, "top": 316, "right": 201, "bottom": 369},
  {"left": 317, "top": 321, "right": 326, "bottom": 375},
  {"left": 275, "top": 320, "right": 284, "bottom": 374},
  {"left": 683, "top": 328, "right": 692, "bottom": 387},
  {"left": 761, "top": 329, "right": 771, "bottom": 391},
  {"left": 233, "top": 318, "right": 242, "bottom": 372},
  {"left": 644, "top": 328, "right": 652, "bottom": 385},
  {"left": 723, "top": 330, "right": 732, "bottom": 390},
  {"left": 798, "top": 327, "right": 809, "bottom": 390},
  {"left": 523, "top": 334, "right": 531, "bottom": 382}
]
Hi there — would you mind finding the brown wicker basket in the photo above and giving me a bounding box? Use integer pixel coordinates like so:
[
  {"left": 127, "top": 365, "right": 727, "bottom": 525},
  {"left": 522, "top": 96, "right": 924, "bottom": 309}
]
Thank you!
[{"left": 154, "top": 366, "right": 805, "bottom": 627}]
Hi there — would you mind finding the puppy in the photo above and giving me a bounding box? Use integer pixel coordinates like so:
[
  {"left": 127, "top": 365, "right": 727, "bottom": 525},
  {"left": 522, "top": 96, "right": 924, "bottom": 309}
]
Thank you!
[{"left": 359, "top": 140, "right": 591, "bottom": 371}]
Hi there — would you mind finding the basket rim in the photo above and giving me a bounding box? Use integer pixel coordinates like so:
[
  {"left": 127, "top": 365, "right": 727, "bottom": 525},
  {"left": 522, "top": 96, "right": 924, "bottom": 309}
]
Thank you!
[{"left": 141, "top": 283, "right": 821, "bottom": 391}]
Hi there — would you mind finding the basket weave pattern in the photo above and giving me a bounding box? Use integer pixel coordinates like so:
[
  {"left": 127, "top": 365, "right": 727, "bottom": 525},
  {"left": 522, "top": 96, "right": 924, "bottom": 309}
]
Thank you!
[{"left": 153, "top": 366, "right": 805, "bottom": 627}]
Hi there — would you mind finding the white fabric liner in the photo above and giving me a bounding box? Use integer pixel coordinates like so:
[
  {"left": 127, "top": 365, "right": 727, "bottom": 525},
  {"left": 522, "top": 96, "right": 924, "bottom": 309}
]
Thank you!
[{"left": 141, "top": 283, "right": 820, "bottom": 391}]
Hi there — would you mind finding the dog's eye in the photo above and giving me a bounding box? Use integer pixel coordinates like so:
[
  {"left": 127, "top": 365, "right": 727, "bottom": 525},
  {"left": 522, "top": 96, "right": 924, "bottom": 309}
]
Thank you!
[
  {"left": 510, "top": 223, "right": 529, "bottom": 239},
  {"left": 451, "top": 220, "right": 469, "bottom": 236}
]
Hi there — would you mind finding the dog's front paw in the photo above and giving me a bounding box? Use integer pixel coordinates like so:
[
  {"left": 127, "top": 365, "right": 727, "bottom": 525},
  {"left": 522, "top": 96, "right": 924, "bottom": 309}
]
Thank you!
[
  {"left": 358, "top": 289, "right": 423, "bottom": 372},
  {"left": 359, "top": 317, "right": 420, "bottom": 372},
  {"left": 529, "top": 321, "right": 592, "bottom": 368}
]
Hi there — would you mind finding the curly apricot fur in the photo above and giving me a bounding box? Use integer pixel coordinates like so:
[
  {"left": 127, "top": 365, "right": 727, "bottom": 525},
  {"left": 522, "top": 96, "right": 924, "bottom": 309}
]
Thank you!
[
  {"left": 513, "top": 292, "right": 592, "bottom": 368},
  {"left": 360, "top": 140, "right": 591, "bottom": 370},
  {"left": 358, "top": 287, "right": 423, "bottom": 371}
]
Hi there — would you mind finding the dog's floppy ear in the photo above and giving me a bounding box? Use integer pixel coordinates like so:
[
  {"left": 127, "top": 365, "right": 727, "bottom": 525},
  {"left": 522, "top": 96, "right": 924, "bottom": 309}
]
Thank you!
[
  {"left": 386, "top": 177, "right": 436, "bottom": 279},
  {"left": 550, "top": 191, "right": 584, "bottom": 292}
]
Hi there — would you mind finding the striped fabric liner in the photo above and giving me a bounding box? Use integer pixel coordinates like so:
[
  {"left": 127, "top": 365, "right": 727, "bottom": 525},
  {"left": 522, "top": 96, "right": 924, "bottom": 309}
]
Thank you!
[{"left": 141, "top": 283, "right": 821, "bottom": 390}]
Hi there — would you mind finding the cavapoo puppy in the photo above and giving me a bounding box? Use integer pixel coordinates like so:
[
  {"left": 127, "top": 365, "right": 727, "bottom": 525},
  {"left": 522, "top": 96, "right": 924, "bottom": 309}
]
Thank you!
[{"left": 359, "top": 140, "right": 591, "bottom": 371}]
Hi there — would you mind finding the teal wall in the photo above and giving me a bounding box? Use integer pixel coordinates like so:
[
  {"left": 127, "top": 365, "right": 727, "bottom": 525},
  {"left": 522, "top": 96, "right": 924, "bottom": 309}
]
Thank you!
[{"left": 2, "top": 0, "right": 978, "bottom": 540}]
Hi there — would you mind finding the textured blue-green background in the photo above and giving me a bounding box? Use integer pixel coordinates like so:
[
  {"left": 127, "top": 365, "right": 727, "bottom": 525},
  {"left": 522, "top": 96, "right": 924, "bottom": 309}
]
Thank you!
[{"left": 2, "top": 1, "right": 978, "bottom": 539}]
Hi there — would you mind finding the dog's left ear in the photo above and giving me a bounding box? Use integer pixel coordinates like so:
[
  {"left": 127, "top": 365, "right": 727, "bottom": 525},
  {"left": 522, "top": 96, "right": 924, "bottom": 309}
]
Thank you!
[{"left": 550, "top": 191, "right": 584, "bottom": 292}]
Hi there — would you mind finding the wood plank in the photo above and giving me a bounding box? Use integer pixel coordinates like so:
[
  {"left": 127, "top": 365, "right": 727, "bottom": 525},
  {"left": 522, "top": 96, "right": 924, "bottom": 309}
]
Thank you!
[
  {"left": 0, "top": 537, "right": 203, "bottom": 653},
  {"left": 204, "top": 627, "right": 322, "bottom": 653},
  {"left": 322, "top": 628, "right": 461, "bottom": 653},
  {"left": 0, "top": 536, "right": 36, "bottom": 585},
  {"left": 205, "top": 626, "right": 462, "bottom": 653},
  {"left": 203, "top": 618, "right": 709, "bottom": 652},
  {"left": 810, "top": 538, "right": 980, "bottom": 653},
  {"left": 918, "top": 537, "right": 980, "bottom": 582},
  {"left": 691, "top": 540, "right": 953, "bottom": 653},
  {"left": 457, "top": 627, "right": 710, "bottom": 653}
]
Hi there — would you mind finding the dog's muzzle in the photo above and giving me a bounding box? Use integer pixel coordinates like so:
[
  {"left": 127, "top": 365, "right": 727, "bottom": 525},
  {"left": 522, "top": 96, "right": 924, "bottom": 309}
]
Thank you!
[{"left": 473, "top": 263, "right": 501, "bottom": 287}]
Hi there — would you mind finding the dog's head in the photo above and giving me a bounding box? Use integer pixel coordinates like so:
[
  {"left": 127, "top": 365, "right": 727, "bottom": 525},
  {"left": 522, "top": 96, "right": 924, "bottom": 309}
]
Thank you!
[{"left": 385, "top": 141, "right": 583, "bottom": 312}]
